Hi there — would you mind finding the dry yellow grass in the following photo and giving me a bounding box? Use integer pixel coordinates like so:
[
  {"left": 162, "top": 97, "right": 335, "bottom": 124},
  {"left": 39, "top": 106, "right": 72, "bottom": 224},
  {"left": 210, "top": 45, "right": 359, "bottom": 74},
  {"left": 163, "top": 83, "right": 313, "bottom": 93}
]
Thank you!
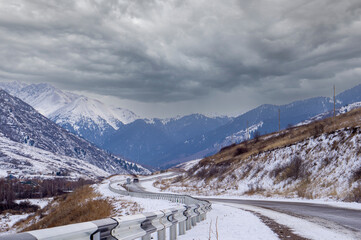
[{"left": 17, "top": 186, "right": 112, "bottom": 231}]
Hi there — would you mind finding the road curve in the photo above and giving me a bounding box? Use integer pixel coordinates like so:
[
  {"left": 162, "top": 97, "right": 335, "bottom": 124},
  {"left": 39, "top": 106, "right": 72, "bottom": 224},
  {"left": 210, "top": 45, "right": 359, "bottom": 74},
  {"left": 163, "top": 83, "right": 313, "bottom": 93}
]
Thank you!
[
  {"left": 134, "top": 175, "right": 361, "bottom": 234},
  {"left": 203, "top": 198, "right": 361, "bottom": 232}
]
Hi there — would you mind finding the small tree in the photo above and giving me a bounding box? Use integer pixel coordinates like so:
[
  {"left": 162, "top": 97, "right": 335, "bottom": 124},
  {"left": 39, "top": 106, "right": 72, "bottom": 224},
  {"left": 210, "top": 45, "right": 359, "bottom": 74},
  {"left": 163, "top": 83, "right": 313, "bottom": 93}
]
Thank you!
[{"left": 253, "top": 131, "right": 261, "bottom": 142}]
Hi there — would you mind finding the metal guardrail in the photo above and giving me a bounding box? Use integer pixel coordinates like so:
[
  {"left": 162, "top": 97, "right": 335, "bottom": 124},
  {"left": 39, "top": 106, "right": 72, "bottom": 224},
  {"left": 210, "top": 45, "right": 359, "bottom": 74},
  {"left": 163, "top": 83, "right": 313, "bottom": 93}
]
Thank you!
[{"left": 0, "top": 180, "right": 211, "bottom": 240}]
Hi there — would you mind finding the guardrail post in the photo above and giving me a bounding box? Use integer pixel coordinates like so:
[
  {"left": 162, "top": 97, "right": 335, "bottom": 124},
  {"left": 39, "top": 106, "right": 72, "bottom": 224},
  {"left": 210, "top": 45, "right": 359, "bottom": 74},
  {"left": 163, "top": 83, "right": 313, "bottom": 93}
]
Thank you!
[
  {"left": 178, "top": 221, "right": 186, "bottom": 235},
  {"left": 185, "top": 209, "right": 192, "bottom": 230},
  {"left": 168, "top": 209, "right": 178, "bottom": 240},
  {"left": 91, "top": 231, "right": 100, "bottom": 240},
  {"left": 190, "top": 205, "right": 198, "bottom": 227},
  {"left": 171, "top": 207, "right": 186, "bottom": 236},
  {"left": 112, "top": 215, "right": 147, "bottom": 240},
  {"left": 170, "top": 224, "right": 177, "bottom": 240},
  {"left": 195, "top": 204, "right": 201, "bottom": 223},
  {"left": 142, "top": 234, "right": 151, "bottom": 240},
  {"left": 186, "top": 218, "right": 192, "bottom": 230},
  {"left": 91, "top": 218, "right": 118, "bottom": 240},
  {"left": 160, "top": 209, "right": 172, "bottom": 240},
  {"left": 158, "top": 229, "right": 166, "bottom": 240}
]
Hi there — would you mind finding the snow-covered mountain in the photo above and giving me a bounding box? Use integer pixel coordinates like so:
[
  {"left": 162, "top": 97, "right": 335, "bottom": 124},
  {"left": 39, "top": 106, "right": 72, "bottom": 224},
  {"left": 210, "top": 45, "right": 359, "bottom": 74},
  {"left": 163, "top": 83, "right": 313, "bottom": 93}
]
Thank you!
[
  {"left": 0, "top": 132, "right": 109, "bottom": 179},
  {"left": 0, "top": 82, "right": 139, "bottom": 146},
  {"left": 103, "top": 114, "right": 233, "bottom": 167},
  {"left": 0, "top": 89, "right": 149, "bottom": 175},
  {"left": 0, "top": 82, "right": 78, "bottom": 116},
  {"left": 2, "top": 81, "right": 361, "bottom": 169}
]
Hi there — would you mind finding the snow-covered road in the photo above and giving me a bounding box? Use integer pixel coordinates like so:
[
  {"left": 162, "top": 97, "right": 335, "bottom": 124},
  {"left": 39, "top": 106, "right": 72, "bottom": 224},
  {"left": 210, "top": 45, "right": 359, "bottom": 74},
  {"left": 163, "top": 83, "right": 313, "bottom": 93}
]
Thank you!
[{"left": 137, "top": 173, "right": 361, "bottom": 240}]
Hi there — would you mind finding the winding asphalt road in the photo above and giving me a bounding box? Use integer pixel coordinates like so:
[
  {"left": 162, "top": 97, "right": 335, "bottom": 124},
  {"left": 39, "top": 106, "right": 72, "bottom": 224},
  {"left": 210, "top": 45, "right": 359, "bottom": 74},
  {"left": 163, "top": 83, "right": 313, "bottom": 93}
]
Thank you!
[
  {"left": 203, "top": 198, "right": 361, "bottom": 232},
  {"left": 133, "top": 177, "right": 361, "bottom": 234}
]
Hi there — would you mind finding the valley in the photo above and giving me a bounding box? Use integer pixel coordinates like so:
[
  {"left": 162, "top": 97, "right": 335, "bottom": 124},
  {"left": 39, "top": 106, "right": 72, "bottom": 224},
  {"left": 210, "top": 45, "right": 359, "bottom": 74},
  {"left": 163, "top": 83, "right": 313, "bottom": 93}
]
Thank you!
[{"left": 2, "top": 81, "right": 361, "bottom": 169}]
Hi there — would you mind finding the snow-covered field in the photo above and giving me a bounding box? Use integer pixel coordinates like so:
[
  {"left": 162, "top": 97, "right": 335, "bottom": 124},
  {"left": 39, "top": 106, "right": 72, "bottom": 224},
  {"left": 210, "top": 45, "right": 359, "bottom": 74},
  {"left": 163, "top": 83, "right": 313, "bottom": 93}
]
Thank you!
[
  {"left": 0, "top": 213, "right": 30, "bottom": 236},
  {"left": 0, "top": 198, "right": 53, "bottom": 236}
]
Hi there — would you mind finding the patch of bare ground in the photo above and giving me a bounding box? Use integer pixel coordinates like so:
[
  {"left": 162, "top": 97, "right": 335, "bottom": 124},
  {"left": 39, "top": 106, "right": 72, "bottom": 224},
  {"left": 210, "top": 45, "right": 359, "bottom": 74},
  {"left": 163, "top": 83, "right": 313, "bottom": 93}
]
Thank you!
[{"left": 247, "top": 210, "right": 310, "bottom": 240}]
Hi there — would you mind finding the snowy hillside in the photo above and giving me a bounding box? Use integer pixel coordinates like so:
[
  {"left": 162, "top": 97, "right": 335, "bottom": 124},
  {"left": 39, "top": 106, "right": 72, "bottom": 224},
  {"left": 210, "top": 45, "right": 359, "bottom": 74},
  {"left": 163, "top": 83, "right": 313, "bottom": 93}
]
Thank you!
[
  {"left": 0, "top": 133, "right": 108, "bottom": 179},
  {"left": 157, "top": 109, "right": 361, "bottom": 202},
  {"left": 0, "top": 89, "right": 149, "bottom": 175},
  {"left": 158, "top": 128, "right": 361, "bottom": 201}
]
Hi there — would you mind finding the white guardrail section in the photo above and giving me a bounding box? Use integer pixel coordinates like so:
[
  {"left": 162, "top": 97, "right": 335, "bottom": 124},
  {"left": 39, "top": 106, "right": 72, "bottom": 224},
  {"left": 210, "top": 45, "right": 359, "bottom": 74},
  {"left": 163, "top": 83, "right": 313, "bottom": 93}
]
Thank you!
[{"left": 0, "top": 180, "right": 211, "bottom": 240}]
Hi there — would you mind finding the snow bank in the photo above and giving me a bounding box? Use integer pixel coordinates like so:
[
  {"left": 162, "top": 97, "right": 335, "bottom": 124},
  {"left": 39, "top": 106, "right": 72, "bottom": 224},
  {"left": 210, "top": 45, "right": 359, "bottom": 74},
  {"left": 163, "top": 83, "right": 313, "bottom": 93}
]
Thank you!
[{"left": 178, "top": 203, "right": 278, "bottom": 240}]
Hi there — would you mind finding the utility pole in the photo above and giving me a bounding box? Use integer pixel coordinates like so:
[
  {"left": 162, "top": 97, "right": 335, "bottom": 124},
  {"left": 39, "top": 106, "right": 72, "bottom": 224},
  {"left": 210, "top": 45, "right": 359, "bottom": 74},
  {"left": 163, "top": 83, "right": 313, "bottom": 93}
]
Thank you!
[
  {"left": 333, "top": 85, "right": 336, "bottom": 118},
  {"left": 246, "top": 121, "right": 249, "bottom": 140},
  {"left": 278, "top": 108, "right": 280, "bottom": 131}
]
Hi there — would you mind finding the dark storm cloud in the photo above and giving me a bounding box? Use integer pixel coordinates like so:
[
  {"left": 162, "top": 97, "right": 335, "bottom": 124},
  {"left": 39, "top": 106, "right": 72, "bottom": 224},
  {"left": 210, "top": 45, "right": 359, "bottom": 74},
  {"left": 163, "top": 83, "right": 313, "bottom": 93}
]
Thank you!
[{"left": 0, "top": 0, "right": 361, "bottom": 104}]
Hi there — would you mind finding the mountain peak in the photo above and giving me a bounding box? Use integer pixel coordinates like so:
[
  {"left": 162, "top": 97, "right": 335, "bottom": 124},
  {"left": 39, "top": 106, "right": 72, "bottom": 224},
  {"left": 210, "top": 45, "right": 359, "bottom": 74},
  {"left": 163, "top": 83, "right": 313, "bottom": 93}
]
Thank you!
[{"left": 0, "top": 88, "right": 149, "bottom": 175}]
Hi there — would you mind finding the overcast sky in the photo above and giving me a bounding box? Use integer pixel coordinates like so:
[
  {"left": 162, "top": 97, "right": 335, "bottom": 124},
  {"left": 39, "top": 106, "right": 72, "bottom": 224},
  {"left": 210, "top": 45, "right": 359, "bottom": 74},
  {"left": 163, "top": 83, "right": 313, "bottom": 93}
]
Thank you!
[{"left": 0, "top": 0, "right": 361, "bottom": 118}]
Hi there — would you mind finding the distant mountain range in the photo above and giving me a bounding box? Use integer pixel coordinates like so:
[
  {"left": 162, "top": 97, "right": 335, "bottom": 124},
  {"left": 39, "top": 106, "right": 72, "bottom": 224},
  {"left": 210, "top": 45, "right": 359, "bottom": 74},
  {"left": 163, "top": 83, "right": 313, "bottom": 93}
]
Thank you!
[
  {"left": 0, "top": 89, "right": 149, "bottom": 176},
  {"left": 1, "top": 81, "right": 361, "bottom": 169}
]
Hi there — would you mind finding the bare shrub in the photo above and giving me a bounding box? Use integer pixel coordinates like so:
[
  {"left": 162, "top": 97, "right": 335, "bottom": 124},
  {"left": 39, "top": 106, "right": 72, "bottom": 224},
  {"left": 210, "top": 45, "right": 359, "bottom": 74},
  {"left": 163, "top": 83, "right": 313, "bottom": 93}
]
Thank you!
[
  {"left": 269, "top": 166, "right": 283, "bottom": 179},
  {"left": 273, "top": 156, "right": 307, "bottom": 182},
  {"left": 352, "top": 167, "right": 361, "bottom": 182},
  {"left": 239, "top": 164, "right": 252, "bottom": 180},
  {"left": 357, "top": 148, "right": 361, "bottom": 156},
  {"left": 312, "top": 123, "right": 324, "bottom": 137},
  {"left": 233, "top": 147, "right": 248, "bottom": 157},
  {"left": 296, "top": 179, "right": 312, "bottom": 199},
  {"left": 0, "top": 200, "right": 39, "bottom": 214},
  {"left": 207, "top": 165, "right": 229, "bottom": 181},
  {"left": 172, "top": 175, "right": 183, "bottom": 183},
  {"left": 244, "top": 184, "right": 264, "bottom": 195},
  {"left": 331, "top": 140, "right": 338, "bottom": 151},
  {"left": 253, "top": 131, "right": 261, "bottom": 142},
  {"left": 344, "top": 184, "right": 361, "bottom": 203},
  {"left": 281, "top": 156, "right": 303, "bottom": 180},
  {"left": 321, "top": 157, "right": 331, "bottom": 167},
  {"left": 193, "top": 168, "right": 208, "bottom": 179}
]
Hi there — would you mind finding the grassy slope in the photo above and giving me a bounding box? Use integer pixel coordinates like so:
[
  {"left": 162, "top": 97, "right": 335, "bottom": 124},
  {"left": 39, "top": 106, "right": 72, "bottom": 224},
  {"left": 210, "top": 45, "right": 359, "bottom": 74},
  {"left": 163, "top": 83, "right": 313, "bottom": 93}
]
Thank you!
[
  {"left": 201, "top": 107, "right": 361, "bottom": 165},
  {"left": 161, "top": 108, "right": 361, "bottom": 201}
]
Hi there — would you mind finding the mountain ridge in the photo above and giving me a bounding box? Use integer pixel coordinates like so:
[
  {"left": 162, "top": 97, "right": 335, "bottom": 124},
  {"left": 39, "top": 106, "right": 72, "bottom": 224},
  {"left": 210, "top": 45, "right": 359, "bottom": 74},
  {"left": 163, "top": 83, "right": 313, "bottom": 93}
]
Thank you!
[
  {"left": 0, "top": 89, "right": 149, "bottom": 175},
  {"left": 2, "top": 81, "right": 361, "bottom": 168}
]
